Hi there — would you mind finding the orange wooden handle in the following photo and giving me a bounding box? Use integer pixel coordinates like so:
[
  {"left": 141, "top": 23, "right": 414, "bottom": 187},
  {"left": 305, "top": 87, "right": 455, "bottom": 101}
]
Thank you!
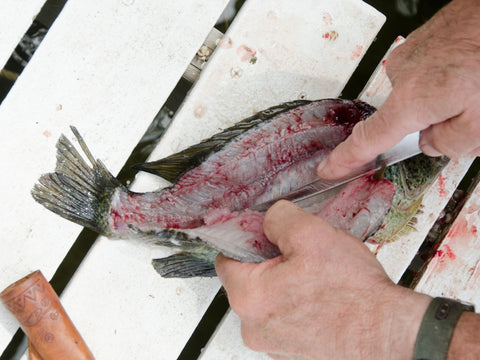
[{"left": 1, "top": 270, "right": 94, "bottom": 360}]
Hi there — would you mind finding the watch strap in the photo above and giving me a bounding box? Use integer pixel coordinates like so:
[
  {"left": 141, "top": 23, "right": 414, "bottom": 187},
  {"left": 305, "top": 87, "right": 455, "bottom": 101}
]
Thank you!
[{"left": 414, "top": 297, "right": 475, "bottom": 360}]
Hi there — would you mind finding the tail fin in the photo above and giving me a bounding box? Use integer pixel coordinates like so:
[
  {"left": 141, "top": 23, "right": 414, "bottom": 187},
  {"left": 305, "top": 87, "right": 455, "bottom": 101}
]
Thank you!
[{"left": 31, "top": 127, "right": 124, "bottom": 235}]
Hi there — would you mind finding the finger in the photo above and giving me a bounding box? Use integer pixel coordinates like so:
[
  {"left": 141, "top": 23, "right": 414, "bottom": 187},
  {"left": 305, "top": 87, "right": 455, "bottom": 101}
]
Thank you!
[
  {"left": 263, "top": 201, "right": 308, "bottom": 254},
  {"left": 317, "top": 63, "right": 471, "bottom": 179},
  {"left": 471, "top": 146, "right": 480, "bottom": 157},
  {"left": 263, "top": 200, "right": 337, "bottom": 258},
  {"left": 215, "top": 253, "right": 282, "bottom": 313},
  {"left": 419, "top": 106, "right": 480, "bottom": 159},
  {"left": 267, "top": 354, "right": 292, "bottom": 360},
  {"left": 215, "top": 252, "right": 253, "bottom": 288},
  {"left": 316, "top": 91, "right": 419, "bottom": 179}
]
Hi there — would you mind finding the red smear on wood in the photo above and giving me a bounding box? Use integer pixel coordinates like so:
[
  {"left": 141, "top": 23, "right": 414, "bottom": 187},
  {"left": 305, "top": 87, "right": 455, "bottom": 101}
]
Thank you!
[
  {"left": 237, "top": 45, "right": 256, "bottom": 62},
  {"left": 436, "top": 244, "right": 456, "bottom": 263},
  {"left": 437, "top": 174, "right": 447, "bottom": 197},
  {"left": 448, "top": 217, "right": 469, "bottom": 239},
  {"left": 322, "top": 12, "right": 333, "bottom": 25},
  {"left": 351, "top": 45, "right": 364, "bottom": 60},
  {"left": 219, "top": 36, "right": 233, "bottom": 49}
]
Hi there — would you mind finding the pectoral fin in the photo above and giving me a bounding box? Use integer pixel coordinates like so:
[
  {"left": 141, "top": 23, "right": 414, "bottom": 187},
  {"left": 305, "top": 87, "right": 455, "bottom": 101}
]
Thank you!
[{"left": 151, "top": 252, "right": 217, "bottom": 278}]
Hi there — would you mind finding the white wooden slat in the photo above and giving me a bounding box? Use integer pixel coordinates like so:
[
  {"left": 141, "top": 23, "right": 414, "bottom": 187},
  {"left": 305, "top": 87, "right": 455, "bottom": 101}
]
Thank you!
[
  {"left": 415, "top": 180, "right": 480, "bottom": 309},
  {"left": 0, "top": 0, "right": 46, "bottom": 69},
  {"left": 200, "top": 36, "right": 475, "bottom": 359},
  {"left": 0, "top": 0, "right": 228, "bottom": 351},
  {"left": 55, "top": 1, "right": 386, "bottom": 358}
]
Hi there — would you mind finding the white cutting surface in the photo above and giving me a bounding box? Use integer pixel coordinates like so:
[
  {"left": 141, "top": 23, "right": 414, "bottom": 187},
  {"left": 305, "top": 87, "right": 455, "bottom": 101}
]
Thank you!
[{"left": 0, "top": 0, "right": 228, "bottom": 352}]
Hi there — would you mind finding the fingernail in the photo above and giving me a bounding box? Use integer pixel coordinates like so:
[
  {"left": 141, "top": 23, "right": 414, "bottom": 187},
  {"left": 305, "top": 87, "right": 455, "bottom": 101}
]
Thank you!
[
  {"left": 419, "top": 142, "right": 442, "bottom": 157},
  {"left": 316, "top": 159, "right": 327, "bottom": 175}
]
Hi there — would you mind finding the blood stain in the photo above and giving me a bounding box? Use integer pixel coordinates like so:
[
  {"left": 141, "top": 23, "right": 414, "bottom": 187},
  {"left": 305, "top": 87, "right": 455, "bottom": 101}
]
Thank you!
[
  {"left": 351, "top": 45, "right": 364, "bottom": 60},
  {"left": 322, "top": 12, "right": 333, "bottom": 25},
  {"left": 237, "top": 44, "right": 256, "bottom": 62},
  {"left": 436, "top": 244, "right": 456, "bottom": 263},
  {"left": 437, "top": 174, "right": 447, "bottom": 197},
  {"left": 219, "top": 36, "right": 233, "bottom": 49}
]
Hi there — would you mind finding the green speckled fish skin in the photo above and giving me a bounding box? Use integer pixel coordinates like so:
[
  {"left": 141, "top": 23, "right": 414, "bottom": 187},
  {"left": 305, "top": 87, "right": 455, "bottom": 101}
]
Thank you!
[{"left": 368, "top": 154, "right": 449, "bottom": 244}]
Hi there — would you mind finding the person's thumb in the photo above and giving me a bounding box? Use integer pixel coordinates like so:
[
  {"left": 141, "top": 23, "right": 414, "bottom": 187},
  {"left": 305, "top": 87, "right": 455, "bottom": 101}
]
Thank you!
[
  {"left": 316, "top": 94, "right": 417, "bottom": 179},
  {"left": 263, "top": 200, "right": 337, "bottom": 258}
]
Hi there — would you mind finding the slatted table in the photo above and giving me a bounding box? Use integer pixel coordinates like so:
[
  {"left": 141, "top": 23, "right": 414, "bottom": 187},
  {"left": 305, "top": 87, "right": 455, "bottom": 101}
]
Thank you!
[{"left": 0, "top": 1, "right": 478, "bottom": 359}]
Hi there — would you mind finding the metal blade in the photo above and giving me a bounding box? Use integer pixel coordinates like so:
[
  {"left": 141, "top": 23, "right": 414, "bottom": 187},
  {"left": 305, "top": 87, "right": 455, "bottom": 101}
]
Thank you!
[{"left": 252, "top": 131, "right": 421, "bottom": 212}]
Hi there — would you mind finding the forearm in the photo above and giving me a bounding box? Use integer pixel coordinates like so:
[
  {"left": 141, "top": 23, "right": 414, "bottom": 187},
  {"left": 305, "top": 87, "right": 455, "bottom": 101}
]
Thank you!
[{"left": 447, "top": 311, "right": 480, "bottom": 359}]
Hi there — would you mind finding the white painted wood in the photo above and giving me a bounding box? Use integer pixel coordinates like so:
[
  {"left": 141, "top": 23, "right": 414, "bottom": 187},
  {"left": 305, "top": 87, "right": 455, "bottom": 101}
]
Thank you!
[
  {"left": 0, "top": 0, "right": 46, "bottom": 69},
  {"left": 0, "top": 0, "right": 228, "bottom": 351},
  {"left": 415, "top": 180, "right": 480, "bottom": 309},
  {"left": 55, "top": 1, "right": 385, "bottom": 358}
]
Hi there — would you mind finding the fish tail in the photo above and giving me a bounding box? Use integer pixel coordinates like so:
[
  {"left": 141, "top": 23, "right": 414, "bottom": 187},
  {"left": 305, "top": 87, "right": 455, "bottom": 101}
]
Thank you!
[{"left": 31, "top": 127, "right": 124, "bottom": 235}]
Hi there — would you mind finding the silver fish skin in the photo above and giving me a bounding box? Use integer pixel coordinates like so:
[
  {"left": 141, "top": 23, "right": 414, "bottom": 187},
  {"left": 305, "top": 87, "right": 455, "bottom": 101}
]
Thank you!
[
  {"left": 32, "top": 99, "right": 393, "bottom": 278},
  {"left": 179, "top": 174, "right": 395, "bottom": 264}
]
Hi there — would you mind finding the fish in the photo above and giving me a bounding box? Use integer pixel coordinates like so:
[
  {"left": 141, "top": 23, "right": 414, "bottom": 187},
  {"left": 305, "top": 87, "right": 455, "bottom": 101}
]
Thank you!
[
  {"left": 31, "top": 99, "right": 446, "bottom": 278},
  {"left": 367, "top": 153, "right": 449, "bottom": 244}
]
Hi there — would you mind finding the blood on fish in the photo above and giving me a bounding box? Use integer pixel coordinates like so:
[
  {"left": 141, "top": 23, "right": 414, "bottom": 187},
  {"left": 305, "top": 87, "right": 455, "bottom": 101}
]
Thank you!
[{"left": 32, "top": 99, "right": 447, "bottom": 278}]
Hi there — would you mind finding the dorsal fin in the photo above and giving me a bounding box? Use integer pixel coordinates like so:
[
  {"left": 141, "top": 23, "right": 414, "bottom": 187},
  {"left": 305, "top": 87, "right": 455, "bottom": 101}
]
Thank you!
[{"left": 132, "top": 100, "right": 310, "bottom": 183}]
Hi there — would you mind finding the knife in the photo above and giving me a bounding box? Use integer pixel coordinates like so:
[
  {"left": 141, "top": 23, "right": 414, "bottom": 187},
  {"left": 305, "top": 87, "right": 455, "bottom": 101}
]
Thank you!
[{"left": 252, "top": 131, "right": 422, "bottom": 212}]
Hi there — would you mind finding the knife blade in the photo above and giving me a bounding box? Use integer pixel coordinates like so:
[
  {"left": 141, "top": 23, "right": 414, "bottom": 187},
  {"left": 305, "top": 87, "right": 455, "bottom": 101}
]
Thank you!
[{"left": 252, "top": 131, "right": 422, "bottom": 212}]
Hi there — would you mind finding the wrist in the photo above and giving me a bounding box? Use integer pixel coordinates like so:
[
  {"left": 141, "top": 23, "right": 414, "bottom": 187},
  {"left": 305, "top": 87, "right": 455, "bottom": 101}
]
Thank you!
[{"left": 378, "top": 286, "right": 432, "bottom": 360}]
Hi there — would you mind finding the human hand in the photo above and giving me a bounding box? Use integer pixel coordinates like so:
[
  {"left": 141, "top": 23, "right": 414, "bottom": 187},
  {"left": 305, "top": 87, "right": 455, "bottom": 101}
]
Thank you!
[
  {"left": 317, "top": 0, "right": 480, "bottom": 179},
  {"left": 215, "top": 201, "right": 431, "bottom": 359}
]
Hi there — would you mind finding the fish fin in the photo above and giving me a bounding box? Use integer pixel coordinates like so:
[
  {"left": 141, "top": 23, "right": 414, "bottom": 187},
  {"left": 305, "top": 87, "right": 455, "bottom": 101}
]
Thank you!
[
  {"left": 151, "top": 253, "right": 217, "bottom": 278},
  {"left": 132, "top": 142, "right": 222, "bottom": 183},
  {"left": 31, "top": 127, "right": 123, "bottom": 235},
  {"left": 133, "top": 100, "right": 311, "bottom": 183}
]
